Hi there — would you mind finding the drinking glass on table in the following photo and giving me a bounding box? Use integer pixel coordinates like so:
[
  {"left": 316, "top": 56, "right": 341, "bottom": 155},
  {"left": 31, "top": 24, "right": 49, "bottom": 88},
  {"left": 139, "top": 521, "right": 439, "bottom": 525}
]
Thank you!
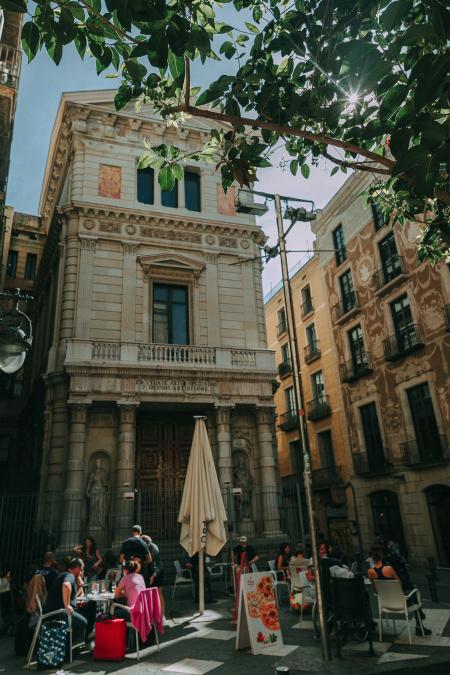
[{"left": 91, "top": 582, "right": 99, "bottom": 596}]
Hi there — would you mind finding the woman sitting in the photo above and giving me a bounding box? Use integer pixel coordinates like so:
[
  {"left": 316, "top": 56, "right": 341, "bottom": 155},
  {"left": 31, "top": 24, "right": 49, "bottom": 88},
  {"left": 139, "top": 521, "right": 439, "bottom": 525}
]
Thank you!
[
  {"left": 73, "top": 537, "right": 102, "bottom": 580},
  {"left": 275, "top": 542, "right": 292, "bottom": 579},
  {"left": 113, "top": 560, "right": 146, "bottom": 618}
]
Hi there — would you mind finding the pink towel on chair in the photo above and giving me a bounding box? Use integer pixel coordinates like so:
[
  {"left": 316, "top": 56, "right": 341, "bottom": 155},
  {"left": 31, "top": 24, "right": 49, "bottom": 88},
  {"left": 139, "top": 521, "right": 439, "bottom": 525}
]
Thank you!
[{"left": 131, "top": 588, "right": 164, "bottom": 642}]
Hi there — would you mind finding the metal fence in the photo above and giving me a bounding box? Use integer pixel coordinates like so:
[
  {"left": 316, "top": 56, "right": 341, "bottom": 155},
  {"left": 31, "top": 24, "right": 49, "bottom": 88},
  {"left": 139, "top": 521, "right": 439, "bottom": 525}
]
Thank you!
[{"left": 0, "top": 482, "right": 306, "bottom": 584}]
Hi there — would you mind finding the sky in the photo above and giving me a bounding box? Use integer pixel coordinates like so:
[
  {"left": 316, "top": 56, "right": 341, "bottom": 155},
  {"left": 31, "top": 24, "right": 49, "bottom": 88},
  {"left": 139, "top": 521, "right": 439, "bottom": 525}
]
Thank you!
[{"left": 8, "top": 43, "right": 347, "bottom": 295}]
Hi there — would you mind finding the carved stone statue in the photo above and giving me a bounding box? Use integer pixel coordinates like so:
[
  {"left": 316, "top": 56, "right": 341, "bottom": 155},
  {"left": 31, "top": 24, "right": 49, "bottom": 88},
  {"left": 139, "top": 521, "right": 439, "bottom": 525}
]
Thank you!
[
  {"left": 86, "top": 457, "right": 110, "bottom": 530},
  {"left": 233, "top": 451, "right": 253, "bottom": 521}
]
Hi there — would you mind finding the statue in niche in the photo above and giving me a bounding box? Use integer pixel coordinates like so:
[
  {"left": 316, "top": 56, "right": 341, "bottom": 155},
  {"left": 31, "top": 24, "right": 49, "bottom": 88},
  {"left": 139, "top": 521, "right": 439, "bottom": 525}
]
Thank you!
[
  {"left": 233, "top": 450, "right": 253, "bottom": 521},
  {"left": 86, "top": 455, "right": 110, "bottom": 530}
]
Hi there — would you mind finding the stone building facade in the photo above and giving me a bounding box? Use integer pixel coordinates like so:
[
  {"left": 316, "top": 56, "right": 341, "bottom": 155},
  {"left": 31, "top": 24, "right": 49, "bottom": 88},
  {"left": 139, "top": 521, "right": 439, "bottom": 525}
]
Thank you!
[
  {"left": 265, "top": 254, "right": 354, "bottom": 553},
  {"left": 0, "top": 9, "right": 21, "bottom": 205},
  {"left": 30, "top": 90, "right": 279, "bottom": 549},
  {"left": 312, "top": 172, "right": 450, "bottom": 566}
]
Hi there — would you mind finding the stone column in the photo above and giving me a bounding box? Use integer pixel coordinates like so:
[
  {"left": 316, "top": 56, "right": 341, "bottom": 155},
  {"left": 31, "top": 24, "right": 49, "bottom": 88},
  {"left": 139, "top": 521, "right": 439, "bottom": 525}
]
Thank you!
[
  {"left": 215, "top": 406, "right": 233, "bottom": 488},
  {"left": 59, "top": 403, "right": 89, "bottom": 548},
  {"left": 75, "top": 236, "right": 96, "bottom": 337},
  {"left": 256, "top": 407, "right": 282, "bottom": 536},
  {"left": 113, "top": 403, "right": 138, "bottom": 545}
]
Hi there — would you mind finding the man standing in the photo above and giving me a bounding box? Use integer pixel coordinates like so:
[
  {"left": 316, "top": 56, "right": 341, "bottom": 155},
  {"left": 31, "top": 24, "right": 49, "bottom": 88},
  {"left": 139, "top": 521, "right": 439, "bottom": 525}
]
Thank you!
[
  {"left": 119, "top": 525, "right": 150, "bottom": 564},
  {"left": 43, "top": 558, "right": 91, "bottom": 646},
  {"left": 232, "top": 536, "right": 259, "bottom": 569},
  {"left": 27, "top": 552, "right": 58, "bottom": 591}
]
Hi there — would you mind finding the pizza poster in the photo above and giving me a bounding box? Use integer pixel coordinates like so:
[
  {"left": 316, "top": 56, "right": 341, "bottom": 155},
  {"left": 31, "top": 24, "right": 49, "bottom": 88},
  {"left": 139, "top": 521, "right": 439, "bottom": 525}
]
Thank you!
[{"left": 235, "top": 571, "right": 284, "bottom": 655}]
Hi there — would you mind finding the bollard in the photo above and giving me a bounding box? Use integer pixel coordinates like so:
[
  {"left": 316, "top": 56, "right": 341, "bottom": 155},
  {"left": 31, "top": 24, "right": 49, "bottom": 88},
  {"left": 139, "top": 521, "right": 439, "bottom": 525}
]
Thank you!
[{"left": 426, "top": 557, "right": 439, "bottom": 603}]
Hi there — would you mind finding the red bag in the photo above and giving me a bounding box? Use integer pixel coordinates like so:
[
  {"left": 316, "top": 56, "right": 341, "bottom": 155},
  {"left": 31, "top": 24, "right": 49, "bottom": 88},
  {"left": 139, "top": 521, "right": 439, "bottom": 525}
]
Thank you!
[{"left": 94, "top": 618, "right": 126, "bottom": 661}]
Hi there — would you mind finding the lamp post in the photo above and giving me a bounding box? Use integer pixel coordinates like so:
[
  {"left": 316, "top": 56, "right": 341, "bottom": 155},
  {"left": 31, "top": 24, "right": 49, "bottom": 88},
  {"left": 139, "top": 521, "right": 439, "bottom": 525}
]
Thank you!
[
  {"left": 0, "top": 288, "right": 33, "bottom": 373},
  {"left": 235, "top": 189, "right": 331, "bottom": 661}
]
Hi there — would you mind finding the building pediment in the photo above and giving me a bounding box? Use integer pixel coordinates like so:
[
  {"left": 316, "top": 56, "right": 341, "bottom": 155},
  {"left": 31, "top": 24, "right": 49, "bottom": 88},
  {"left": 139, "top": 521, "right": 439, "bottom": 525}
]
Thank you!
[{"left": 138, "top": 252, "right": 204, "bottom": 278}]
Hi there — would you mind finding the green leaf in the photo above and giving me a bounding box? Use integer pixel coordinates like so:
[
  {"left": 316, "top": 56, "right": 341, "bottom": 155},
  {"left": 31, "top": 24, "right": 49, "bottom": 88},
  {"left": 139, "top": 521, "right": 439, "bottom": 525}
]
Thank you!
[
  {"left": 301, "top": 164, "right": 310, "bottom": 179},
  {"left": 290, "top": 160, "right": 298, "bottom": 175},
  {"left": 158, "top": 166, "right": 175, "bottom": 192},
  {"left": 21, "top": 22, "right": 40, "bottom": 62},
  {"left": 191, "top": 25, "right": 211, "bottom": 63},
  {"left": 114, "top": 84, "right": 133, "bottom": 110},
  {"left": 252, "top": 5, "right": 263, "bottom": 22},
  {"left": 168, "top": 51, "right": 185, "bottom": 84},
  {"left": 172, "top": 164, "right": 184, "bottom": 181},
  {"left": 75, "top": 33, "right": 87, "bottom": 59},
  {"left": 245, "top": 22, "right": 259, "bottom": 34},
  {"left": 331, "top": 166, "right": 339, "bottom": 176},
  {"left": 380, "top": 0, "right": 411, "bottom": 31},
  {"left": 148, "top": 31, "right": 168, "bottom": 68},
  {"left": 66, "top": 2, "right": 85, "bottom": 22},
  {"left": 48, "top": 40, "right": 63, "bottom": 65}
]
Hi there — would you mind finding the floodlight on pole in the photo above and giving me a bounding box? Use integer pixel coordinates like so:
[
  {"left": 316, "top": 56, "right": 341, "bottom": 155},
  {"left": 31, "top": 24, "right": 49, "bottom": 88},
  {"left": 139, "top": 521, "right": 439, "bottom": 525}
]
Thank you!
[{"left": 0, "top": 288, "right": 33, "bottom": 374}]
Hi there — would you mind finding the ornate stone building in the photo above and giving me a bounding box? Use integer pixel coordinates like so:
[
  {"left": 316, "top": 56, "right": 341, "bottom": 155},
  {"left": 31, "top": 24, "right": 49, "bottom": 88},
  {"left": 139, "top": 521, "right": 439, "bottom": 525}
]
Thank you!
[
  {"left": 30, "top": 90, "right": 279, "bottom": 548},
  {"left": 265, "top": 254, "right": 353, "bottom": 553},
  {"left": 312, "top": 172, "right": 450, "bottom": 566}
]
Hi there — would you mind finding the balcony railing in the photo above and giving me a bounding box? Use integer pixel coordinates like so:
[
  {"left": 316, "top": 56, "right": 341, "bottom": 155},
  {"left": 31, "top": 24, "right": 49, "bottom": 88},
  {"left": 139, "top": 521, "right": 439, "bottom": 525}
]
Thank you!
[
  {"left": 277, "top": 321, "right": 287, "bottom": 336},
  {"left": 301, "top": 298, "right": 314, "bottom": 317},
  {"left": 278, "top": 359, "right": 292, "bottom": 378},
  {"left": 312, "top": 465, "right": 343, "bottom": 487},
  {"left": 304, "top": 340, "right": 321, "bottom": 364},
  {"left": 352, "top": 449, "right": 392, "bottom": 476},
  {"left": 65, "top": 339, "right": 276, "bottom": 372},
  {"left": 0, "top": 43, "right": 21, "bottom": 89},
  {"left": 279, "top": 409, "right": 298, "bottom": 432},
  {"left": 340, "top": 352, "right": 373, "bottom": 383},
  {"left": 400, "top": 435, "right": 449, "bottom": 467},
  {"left": 333, "top": 290, "right": 360, "bottom": 322},
  {"left": 373, "top": 256, "right": 407, "bottom": 292},
  {"left": 383, "top": 324, "right": 424, "bottom": 361},
  {"left": 306, "top": 395, "right": 331, "bottom": 421},
  {"left": 444, "top": 305, "right": 450, "bottom": 332}
]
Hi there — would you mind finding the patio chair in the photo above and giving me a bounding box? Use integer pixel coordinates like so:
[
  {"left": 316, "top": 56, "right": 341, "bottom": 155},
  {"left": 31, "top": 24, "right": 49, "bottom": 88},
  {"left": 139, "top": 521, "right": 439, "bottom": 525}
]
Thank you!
[
  {"left": 172, "top": 560, "right": 195, "bottom": 599},
  {"left": 288, "top": 566, "right": 311, "bottom": 626},
  {"left": 111, "top": 589, "right": 160, "bottom": 661},
  {"left": 26, "top": 594, "right": 84, "bottom": 667},
  {"left": 374, "top": 579, "right": 425, "bottom": 645},
  {"left": 331, "top": 577, "right": 374, "bottom": 658},
  {"left": 268, "top": 560, "right": 289, "bottom": 606},
  {"left": 206, "top": 561, "right": 225, "bottom": 591}
]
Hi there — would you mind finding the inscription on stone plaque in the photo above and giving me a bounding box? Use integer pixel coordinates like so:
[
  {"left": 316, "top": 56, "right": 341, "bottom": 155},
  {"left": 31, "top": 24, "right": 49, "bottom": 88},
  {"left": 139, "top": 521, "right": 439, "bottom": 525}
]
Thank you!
[
  {"left": 141, "top": 227, "right": 202, "bottom": 244},
  {"left": 137, "top": 379, "right": 214, "bottom": 394}
]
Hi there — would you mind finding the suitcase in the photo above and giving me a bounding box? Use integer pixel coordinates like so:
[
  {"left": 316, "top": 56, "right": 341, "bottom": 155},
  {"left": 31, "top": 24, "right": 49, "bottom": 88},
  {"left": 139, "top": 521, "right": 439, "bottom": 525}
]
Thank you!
[
  {"left": 94, "top": 618, "right": 126, "bottom": 661},
  {"left": 36, "top": 620, "right": 67, "bottom": 669}
]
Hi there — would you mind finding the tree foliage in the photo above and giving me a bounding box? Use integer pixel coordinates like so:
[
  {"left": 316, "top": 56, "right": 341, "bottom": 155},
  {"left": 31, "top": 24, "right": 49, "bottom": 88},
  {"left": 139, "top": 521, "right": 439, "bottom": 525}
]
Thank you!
[{"left": 4, "top": 0, "right": 449, "bottom": 260}]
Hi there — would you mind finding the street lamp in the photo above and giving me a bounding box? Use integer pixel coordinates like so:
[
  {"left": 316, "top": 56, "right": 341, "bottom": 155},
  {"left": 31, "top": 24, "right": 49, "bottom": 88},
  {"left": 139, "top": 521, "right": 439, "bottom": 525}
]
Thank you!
[
  {"left": 237, "top": 190, "right": 331, "bottom": 661},
  {"left": 0, "top": 288, "right": 33, "bottom": 374}
]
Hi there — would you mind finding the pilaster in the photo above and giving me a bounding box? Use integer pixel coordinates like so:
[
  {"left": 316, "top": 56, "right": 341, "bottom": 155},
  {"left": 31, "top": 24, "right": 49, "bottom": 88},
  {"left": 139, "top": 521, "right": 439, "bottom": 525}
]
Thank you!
[
  {"left": 256, "top": 407, "right": 282, "bottom": 536},
  {"left": 121, "top": 243, "right": 139, "bottom": 342},
  {"left": 113, "top": 402, "right": 139, "bottom": 545},
  {"left": 75, "top": 236, "right": 96, "bottom": 337},
  {"left": 205, "top": 253, "right": 220, "bottom": 346}
]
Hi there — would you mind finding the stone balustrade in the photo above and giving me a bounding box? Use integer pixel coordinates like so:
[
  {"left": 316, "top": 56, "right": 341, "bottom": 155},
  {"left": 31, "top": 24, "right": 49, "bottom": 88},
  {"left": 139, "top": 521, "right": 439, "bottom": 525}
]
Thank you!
[{"left": 65, "top": 339, "right": 275, "bottom": 372}]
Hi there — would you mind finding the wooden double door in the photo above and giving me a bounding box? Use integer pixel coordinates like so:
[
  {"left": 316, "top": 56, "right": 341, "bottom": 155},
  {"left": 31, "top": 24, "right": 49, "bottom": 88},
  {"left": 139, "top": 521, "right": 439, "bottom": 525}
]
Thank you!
[{"left": 136, "top": 415, "right": 195, "bottom": 539}]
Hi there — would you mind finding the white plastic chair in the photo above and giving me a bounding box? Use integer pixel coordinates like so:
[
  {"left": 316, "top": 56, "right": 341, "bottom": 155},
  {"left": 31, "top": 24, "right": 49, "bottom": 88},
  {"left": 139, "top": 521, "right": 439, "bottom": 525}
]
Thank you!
[
  {"left": 206, "top": 562, "right": 225, "bottom": 590},
  {"left": 26, "top": 594, "right": 84, "bottom": 667},
  {"left": 251, "top": 563, "right": 258, "bottom": 573},
  {"left": 374, "top": 579, "right": 425, "bottom": 644},
  {"left": 288, "top": 566, "right": 311, "bottom": 626},
  {"left": 268, "top": 560, "right": 290, "bottom": 605},
  {"left": 172, "top": 560, "right": 195, "bottom": 599},
  {"left": 111, "top": 589, "right": 160, "bottom": 661}
]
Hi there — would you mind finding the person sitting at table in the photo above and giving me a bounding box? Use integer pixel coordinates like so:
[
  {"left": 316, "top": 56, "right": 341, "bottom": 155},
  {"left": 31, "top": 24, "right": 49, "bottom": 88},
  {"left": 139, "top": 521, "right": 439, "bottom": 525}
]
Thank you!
[
  {"left": 73, "top": 537, "right": 102, "bottom": 580},
  {"left": 289, "top": 543, "right": 311, "bottom": 569},
  {"left": 113, "top": 560, "right": 146, "bottom": 618},
  {"left": 275, "top": 542, "right": 292, "bottom": 577},
  {"left": 43, "top": 558, "right": 93, "bottom": 647}
]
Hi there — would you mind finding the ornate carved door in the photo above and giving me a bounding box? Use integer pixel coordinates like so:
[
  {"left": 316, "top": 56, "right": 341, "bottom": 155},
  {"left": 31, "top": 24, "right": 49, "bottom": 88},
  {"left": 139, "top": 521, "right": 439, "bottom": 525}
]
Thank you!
[{"left": 136, "top": 415, "right": 194, "bottom": 540}]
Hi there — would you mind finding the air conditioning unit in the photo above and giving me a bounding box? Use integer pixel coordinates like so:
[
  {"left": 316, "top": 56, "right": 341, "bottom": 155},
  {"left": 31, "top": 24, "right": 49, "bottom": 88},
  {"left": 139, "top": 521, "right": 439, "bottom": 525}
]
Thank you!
[{"left": 235, "top": 190, "right": 269, "bottom": 216}]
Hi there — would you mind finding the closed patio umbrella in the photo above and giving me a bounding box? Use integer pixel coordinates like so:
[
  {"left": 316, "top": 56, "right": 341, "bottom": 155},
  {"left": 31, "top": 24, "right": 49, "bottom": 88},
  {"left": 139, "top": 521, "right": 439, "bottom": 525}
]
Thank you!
[{"left": 178, "top": 416, "right": 227, "bottom": 613}]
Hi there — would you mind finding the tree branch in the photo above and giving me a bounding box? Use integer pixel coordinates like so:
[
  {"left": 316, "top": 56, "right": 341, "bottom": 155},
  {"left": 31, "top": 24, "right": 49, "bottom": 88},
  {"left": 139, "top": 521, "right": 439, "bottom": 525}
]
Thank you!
[
  {"left": 184, "top": 56, "right": 190, "bottom": 110},
  {"left": 76, "top": 0, "right": 140, "bottom": 44},
  {"left": 322, "top": 150, "right": 391, "bottom": 175},
  {"left": 172, "top": 104, "right": 395, "bottom": 169}
]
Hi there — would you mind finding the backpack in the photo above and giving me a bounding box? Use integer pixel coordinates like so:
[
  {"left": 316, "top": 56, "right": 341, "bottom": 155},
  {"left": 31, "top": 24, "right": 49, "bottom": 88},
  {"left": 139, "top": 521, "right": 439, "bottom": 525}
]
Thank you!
[{"left": 37, "top": 620, "right": 67, "bottom": 669}]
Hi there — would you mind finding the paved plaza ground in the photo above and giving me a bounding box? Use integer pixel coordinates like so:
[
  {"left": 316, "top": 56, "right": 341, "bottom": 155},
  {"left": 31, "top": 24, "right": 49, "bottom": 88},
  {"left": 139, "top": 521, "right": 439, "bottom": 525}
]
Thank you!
[{"left": 1, "top": 572, "right": 450, "bottom": 675}]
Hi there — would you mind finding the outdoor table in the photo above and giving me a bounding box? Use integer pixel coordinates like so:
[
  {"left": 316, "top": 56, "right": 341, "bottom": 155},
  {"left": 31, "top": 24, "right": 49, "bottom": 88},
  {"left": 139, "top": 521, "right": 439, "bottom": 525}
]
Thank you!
[{"left": 78, "top": 591, "right": 114, "bottom": 613}]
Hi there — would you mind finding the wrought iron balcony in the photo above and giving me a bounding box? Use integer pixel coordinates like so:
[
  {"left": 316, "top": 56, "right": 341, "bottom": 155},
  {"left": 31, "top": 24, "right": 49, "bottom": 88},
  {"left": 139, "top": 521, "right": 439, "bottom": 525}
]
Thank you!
[
  {"left": 312, "top": 464, "right": 343, "bottom": 488},
  {"left": 304, "top": 340, "right": 321, "bottom": 364},
  {"left": 301, "top": 298, "right": 314, "bottom": 317},
  {"left": 444, "top": 305, "right": 450, "bottom": 332},
  {"left": 279, "top": 409, "right": 298, "bottom": 432},
  {"left": 278, "top": 358, "right": 292, "bottom": 378},
  {"left": 306, "top": 395, "right": 331, "bottom": 421},
  {"left": 340, "top": 352, "right": 373, "bottom": 382},
  {"left": 352, "top": 449, "right": 392, "bottom": 476},
  {"left": 333, "top": 290, "right": 360, "bottom": 323},
  {"left": 277, "top": 320, "right": 288, "bottom": 337},
  {"left": 383, "top": 324, "right": 424, "bottom": 361},
  {"left": 0, "top": 43, "right": 21, "bottom": 89},
  {"left": 400, "top": 436, "right": 449, "bottom": 467},
  {"left": 373, "top": 256, "right": 407, "bottom": 293}
]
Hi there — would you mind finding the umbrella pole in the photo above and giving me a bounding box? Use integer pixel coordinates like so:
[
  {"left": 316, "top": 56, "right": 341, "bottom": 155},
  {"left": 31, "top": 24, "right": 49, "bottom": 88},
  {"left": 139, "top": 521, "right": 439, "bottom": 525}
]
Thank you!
[{"left": 199, "top": 549, "right": 205, "bottom": 614}]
